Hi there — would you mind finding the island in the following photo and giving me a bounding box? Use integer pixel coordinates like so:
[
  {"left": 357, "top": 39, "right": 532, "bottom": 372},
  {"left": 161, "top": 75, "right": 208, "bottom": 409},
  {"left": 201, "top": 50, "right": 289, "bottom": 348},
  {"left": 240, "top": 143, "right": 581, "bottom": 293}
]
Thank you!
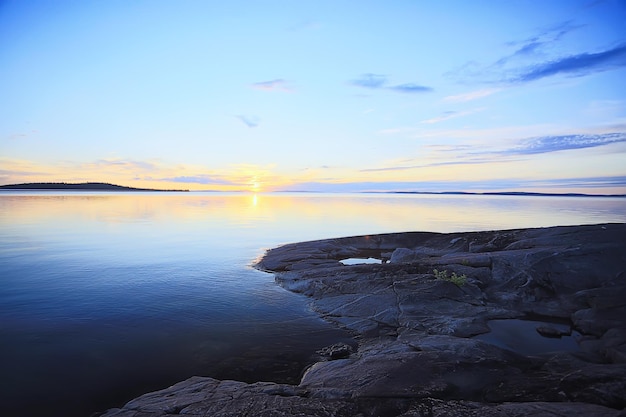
[
  {"left": 101, "top": 223, "right": 625, "bottom": 416},
  {"left": 0, "top": 182, "right": 189, "bottom": 192}
]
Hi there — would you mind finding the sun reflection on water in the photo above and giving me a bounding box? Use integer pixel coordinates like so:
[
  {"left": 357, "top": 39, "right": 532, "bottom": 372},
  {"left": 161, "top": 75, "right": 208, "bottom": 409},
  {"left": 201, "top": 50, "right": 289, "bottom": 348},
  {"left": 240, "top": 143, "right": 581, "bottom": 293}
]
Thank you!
[{"left": 1, "top": 192, "right": 625, "bottom": 245}]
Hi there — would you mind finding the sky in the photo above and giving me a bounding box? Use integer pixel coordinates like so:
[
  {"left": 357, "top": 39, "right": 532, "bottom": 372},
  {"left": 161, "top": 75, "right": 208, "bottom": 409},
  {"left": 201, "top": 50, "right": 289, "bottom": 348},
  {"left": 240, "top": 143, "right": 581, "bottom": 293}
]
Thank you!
[{"left": 1, "top": 0, "right": 625, "bottom": 193}]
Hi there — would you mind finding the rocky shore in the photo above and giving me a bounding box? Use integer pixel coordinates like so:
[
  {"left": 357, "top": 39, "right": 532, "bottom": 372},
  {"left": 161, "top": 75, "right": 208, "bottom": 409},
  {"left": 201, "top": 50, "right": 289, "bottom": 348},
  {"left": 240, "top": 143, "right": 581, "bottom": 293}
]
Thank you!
[{"left": 101, "top": 223, "right": 626, "bottom": 416}]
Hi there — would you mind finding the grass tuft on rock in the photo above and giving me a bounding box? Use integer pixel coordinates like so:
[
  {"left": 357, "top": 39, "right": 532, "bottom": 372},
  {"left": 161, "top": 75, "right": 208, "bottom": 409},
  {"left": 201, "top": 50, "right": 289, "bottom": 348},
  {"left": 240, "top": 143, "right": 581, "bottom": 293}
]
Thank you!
[{"left": 433, "top": 269, "right": 467, "bottom": 286}]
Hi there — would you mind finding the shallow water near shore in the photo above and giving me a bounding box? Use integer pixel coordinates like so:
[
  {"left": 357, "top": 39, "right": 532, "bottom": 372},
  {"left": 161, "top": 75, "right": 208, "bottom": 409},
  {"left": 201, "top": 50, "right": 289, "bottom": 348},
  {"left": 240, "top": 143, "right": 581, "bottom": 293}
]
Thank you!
[
  {"left": 1, "top": 191, "right": 625, "bottom": 417},
  {"left": 474, "top": 319, "right": 582, "bottom": 355}
]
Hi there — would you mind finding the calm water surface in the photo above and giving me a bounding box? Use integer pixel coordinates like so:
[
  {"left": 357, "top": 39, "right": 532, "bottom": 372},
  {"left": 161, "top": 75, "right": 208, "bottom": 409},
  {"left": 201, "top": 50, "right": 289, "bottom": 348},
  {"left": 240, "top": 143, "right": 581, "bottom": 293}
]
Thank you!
[{"left": 1, "top": 192, "right": 625, "bottom": 417}]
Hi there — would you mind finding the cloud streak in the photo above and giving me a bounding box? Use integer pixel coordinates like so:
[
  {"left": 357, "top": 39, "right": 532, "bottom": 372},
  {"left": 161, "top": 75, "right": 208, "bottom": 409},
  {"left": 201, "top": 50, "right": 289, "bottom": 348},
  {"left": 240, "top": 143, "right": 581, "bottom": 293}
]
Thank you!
[
  {"left": 498, "top": 21, "right": 583, "bottom": 66},
  {"left": 388, "top": 83, "right": 433, "bottom": 93},
  {"left": 443, "top": 88, "right": 500, "bottom": 103},
  {"left": 5, "top": 130, "right": 38, "bottom": 140},
  {"left": 360, "top": 132, "right": 626, "bottom": 174},
  {"left": 235, "top": 115, "right": 260, "bottom": 128},
  {"left": 420, "top": 107, "right": 485, "bottom": 124},
  {"left": 449, "top": 22, "right": 624, "bottom": 85},
  {"left": 278, "top": 175, "right": 626, "bottom": 193},
  {"left": 86, "top": 158, "right": 158, "bottom": 171},
  {"left": 359, "top": 155, "right": 506, "bottom": 173},
  {"left": 505, "top": 132, "right": 626, "bottom": 155},
  {"left": 351, "top": 73, "right": 387, "bottom": 89},
  {"left": 530, "top": 175, "right": 626, "bottom": 189},
  {"left": 350, "top": 73, "right": 433, "bottom": 94},
  {"left": 514, "top": 43, "right": 626, "bottom": 82},
  {"left": 251, "top": 79, "right": 293, "bottom": 92},
  {"left": 159, "top": 175, "right": 239, "bottom": 185}
]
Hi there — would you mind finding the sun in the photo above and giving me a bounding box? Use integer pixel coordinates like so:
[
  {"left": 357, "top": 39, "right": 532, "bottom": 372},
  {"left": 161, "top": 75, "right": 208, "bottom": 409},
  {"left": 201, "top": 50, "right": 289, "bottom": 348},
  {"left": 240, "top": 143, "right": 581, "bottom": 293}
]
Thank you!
[
  {"left": 240, "top": 167, "right": 273, "bottom": 192},
  {"left": 249, "top": 176, "right": 262, "bottom": 192}
]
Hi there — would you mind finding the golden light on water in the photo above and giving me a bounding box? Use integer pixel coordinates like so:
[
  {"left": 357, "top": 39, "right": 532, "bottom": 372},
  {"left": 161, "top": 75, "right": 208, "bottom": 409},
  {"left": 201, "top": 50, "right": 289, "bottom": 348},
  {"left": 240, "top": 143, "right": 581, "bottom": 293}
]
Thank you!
[{"left": 2, "top": 192, "right": 625, "bottom": 243}]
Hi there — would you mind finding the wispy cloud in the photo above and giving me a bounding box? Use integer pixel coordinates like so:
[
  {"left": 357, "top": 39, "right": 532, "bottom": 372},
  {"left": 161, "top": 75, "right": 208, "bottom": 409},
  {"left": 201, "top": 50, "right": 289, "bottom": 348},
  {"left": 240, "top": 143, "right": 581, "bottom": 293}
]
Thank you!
[
  {"left": 448, "top": 22, "right": 625, "bottom": 85},
  {"left": 0, "top": 163, "right": 46, "bottom": 180},
  {"left": 251, "top": 79, "right": 293, "bottom": 92},
  {"left": 420, "top": 111, "right": 457, "bottom": 124},
  {"left": 377, "top": 123, "right": 561, "bottom": 145},
  {"left": 350, "top": 73, "right": 433, "bottom": 94},
  {"left": 498, "top": 21, "right": 583, "bottom": 66},
  {"left": 81, "top": 158, "right": 159, "bottom": 172},
  {"left": 531, "top": 175, "right": 626, "bottom": 189},
  {"left": 513, "top": 43, "right": 626, "bottom": 82},
  {"left": 420, "top": 107, "right": 486, "bottom": 124},
  {"left": 359, "top": 165, "right": 412, "bottom": 173},
  {"left": 362, "top": 130, "right": 626, "bottom": 175},
  {"left": 145, "top": 162, "right": 281, "bottom": 190},
  {"left": 5, "top": 130, "right": 38, "bottom": 140},
  {"left": 443, "top": 88, "right": 500, "bottom": 103},
  {"left": 0, "top": 158, "right": 275, "bottom": 190},
  {"left": 350, "top": 73, "right": 388, "bottom": 89},
  {"left": 504, "top": 132, "right": 626, "bottom": 154},
  {"left": 278, "top": 175, "right": 626, "bottom": 193},
  {"left": 507, "top": 40, "right": 543, "bottom": 59},
  {"left": 0, "top": 157, "right": 165, "bottom": 186},
  {"left": 159, "top": 175, "right": 239, "bottom": 185},
  {"left": 235, "top": 115, "right": 260, "bottom": 128},
  {"left": 388, "top": 83, "right": 433, "bottom": 93},
  {"left": 359, "top": 155, "right": 506, "bottom": 173}
]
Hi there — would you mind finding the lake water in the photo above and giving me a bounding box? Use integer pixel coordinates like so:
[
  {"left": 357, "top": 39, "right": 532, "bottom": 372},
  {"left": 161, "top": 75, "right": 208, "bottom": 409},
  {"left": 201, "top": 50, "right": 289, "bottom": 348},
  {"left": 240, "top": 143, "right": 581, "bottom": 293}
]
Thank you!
[{"left": 1, "top": 191, "right": 625, "bottom": 417}]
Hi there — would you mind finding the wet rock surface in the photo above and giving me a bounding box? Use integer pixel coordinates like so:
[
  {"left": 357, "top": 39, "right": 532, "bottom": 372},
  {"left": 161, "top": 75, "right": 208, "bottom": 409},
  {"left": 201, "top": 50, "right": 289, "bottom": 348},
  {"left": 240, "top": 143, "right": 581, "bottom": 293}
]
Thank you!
[{"left": 101, "top": 223, "right": 626, "bottom": 416}]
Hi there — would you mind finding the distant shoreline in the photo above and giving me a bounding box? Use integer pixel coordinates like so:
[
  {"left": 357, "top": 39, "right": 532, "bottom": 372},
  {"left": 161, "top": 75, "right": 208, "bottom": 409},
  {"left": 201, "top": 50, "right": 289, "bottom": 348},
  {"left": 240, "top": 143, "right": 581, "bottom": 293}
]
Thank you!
[
  {"left": 372, "top": 190, "right": 626, "bottom": 198},
  {"left": 1, "top": 183, "right": 624, "bottom": 197},
  {"left": 273, "top": 189, "right": 626, "bottom": 198},
  {"left": 0, "top": 182, "right": 189, "bottom": 192}
]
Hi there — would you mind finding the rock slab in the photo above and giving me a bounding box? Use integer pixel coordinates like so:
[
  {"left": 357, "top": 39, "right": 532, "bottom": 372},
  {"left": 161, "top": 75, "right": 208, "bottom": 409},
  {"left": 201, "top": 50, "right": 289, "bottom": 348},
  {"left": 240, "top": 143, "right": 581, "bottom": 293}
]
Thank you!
[{"left": 101, "top": 223, "right": 626, "bottom": 416}]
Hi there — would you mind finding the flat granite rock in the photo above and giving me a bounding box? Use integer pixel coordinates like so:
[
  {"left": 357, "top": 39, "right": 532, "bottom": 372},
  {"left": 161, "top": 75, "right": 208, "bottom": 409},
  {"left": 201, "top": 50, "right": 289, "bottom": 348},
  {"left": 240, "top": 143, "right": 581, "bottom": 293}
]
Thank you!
[{"left": 101, "top": 223, "right": 626, "bottom": 417}]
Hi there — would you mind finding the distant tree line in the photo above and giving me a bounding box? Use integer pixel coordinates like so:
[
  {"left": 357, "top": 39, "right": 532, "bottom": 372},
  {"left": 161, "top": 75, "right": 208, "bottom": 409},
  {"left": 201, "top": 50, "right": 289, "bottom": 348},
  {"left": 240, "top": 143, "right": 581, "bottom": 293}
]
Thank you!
[{"left": 0, "top": 182, "right": 188, "bottom": 192}]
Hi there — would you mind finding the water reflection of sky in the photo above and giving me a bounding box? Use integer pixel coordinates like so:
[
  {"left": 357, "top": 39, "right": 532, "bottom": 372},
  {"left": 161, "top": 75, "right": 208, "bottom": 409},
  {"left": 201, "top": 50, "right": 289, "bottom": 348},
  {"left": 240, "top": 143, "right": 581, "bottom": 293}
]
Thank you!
[{"left": 2, "top": 191, "right": 625, "bottom": 238}]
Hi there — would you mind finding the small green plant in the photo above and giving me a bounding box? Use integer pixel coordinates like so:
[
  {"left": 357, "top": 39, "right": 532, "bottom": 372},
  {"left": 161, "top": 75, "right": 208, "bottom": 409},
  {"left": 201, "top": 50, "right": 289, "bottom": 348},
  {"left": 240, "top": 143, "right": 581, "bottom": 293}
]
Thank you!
[{"left": 433, "top": 269, "right": 467, "bottom": 286}]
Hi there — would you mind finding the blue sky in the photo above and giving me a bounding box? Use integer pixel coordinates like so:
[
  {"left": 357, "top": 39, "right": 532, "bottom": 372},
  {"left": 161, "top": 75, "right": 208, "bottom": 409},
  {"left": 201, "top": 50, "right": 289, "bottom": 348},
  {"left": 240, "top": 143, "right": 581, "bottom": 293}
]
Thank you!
[{"left": 1, "top": 0, "right": 625, "bottom": 193}]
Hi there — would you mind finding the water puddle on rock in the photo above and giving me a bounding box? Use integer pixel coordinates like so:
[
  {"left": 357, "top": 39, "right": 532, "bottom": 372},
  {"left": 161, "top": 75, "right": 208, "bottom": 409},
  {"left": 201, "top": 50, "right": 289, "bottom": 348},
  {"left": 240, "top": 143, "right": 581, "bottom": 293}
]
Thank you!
[
  {"left": 474, "top": 319, "right": 582, "bottom": 356},
  {"left": 340, "top": 258, "right": 382, "bottom": 265}
]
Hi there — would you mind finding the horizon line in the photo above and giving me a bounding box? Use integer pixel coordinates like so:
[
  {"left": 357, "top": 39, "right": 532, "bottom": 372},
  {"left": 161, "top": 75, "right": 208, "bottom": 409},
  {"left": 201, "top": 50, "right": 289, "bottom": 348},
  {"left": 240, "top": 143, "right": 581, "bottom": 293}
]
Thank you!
[{"left": 1, "top": 182, "right": 625, "bottom": 198}]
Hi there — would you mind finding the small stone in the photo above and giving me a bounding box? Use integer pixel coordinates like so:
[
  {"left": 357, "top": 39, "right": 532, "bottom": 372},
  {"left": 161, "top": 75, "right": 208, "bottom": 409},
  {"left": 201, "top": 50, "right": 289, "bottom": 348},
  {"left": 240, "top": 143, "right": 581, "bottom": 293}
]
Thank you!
[
  {"left": 390, "top": 247, "right": 417, "bottom": 263},
  {"left": 316, "top": 343, "right": 353, "bottom": 359},
  {"left": 536, "top": 326, "right": 570, "bottom": 338}
]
